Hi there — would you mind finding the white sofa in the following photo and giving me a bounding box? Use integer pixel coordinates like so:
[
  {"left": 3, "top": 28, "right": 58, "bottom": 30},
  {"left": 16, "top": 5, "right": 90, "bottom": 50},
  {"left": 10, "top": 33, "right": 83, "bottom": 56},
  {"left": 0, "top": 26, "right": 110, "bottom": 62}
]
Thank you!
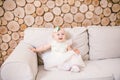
[{"left": 1, "top": 26, "right": 120, "bottom": 80}]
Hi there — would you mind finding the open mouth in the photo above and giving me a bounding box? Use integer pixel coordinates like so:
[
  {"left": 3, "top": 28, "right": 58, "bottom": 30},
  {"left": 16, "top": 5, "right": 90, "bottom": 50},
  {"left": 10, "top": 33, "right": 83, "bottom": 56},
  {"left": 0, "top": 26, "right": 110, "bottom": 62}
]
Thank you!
[{"left": 59, "top": 38, "right": 63, "bottom": 40}]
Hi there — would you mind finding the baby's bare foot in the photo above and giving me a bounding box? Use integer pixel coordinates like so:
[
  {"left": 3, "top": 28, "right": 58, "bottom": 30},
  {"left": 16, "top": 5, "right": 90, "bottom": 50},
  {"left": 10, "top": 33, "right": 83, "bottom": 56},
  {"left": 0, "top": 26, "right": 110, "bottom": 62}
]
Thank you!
[{"left": 70, "top": 65, "right": 80, "bottom": 72}]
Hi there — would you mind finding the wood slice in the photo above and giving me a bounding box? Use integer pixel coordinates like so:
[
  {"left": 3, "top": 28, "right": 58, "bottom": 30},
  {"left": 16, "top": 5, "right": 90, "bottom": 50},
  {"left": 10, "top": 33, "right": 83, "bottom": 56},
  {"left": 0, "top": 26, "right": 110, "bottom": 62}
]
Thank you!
[
  {"left": 8, "top": 40, "right": 17, "bottom": 49},
  {"left": 3, "top": 55, "right": 9, "bottom": 61},
  {"left": 100, "top": 13, "right": 104, "bottom": 19},
  {"left": 2, "top": 51, "right": 7, "bottom": 56},
  {"left": 100, "top": 0, "right": 108, "bottom": 8},
  {"left": 70, "top": 6, "right": 78, "bottom": 14},
  {"left": 44, "top": 12, "right": 54, "bottom": 22},
  {"left": 26, "top": 0, "right": 34, "bottom": 3},
  {"left": 55, "top": 0, "right": 63, "bottom": 6},
  {"left": 7, "top": 31, "right": 12, "bottom": 35},
  {"left": 92, "top": 0, "right": 99, "bottom": 6},
  {"left": 2, "top": 34, "right": 11, "bottom": 42},
  {"left": 25, "top": 4, "right": 35, "bottom": 14},
  {"left": 36, "top": 7, "right": 44, "bottom": 16},
  {"left": 12, "top": 32, "right": 20, "bottom": 40},
  {"left": 112, "top": 4, "right": 120, "bottom": 12},
  {"left": 32, "top": 13, "right": 37, "bottom": 18},
  {"left": 74, "top": 13, "right": 85, "bottom": 22},
  {"left": 18, "top": 18, "right": 24, "bottom": 24},
  {"left": 89, "top": 5, "right": 94, "bottom": 11},
  {"left": 0, "top": 26, "right": 8, "bottom": 34},
  {"left": 35, "top": 16, "right": 43, "bottom": 25},
  {"left": 68, "top": 0, "right": 74, "bottom": 5},
  {"left": 101, "top": 17, "right": 110, "bottom": 26},
  {"left": 108, "top": 3, "right": 112, "bottom": 7},
  {"left": 24, "top": 15, "right": 34, "bottom": 26},
  {"left": 112, "top": 0, "right": 119, "bottom": 3},
  {"left": 71, "top": 22, "right": 77, "bottom": 27},
  {"left": 40, "top": 0, "right": 47, "bottom": 4},
  {"left": 7, "top": 21, "right": 20, "bottom": 31},
  {"left": 0, "top": 19, "right": 1, "bottom": 25},
  {"left": 14, "top": 17, "right": 19, "bottom": 21},
  {"left": 14, "top": 7, "right": 25, "bottom": 18},
  {"left": 64, "top": 13, "right": 73, "bottom": 23},
  {"left": 84, "top": 0, "right": 91, "bottom": 5},
  {"left": 3, "top": 0, "right": 16, "bottom": 10},
  {"left": 53, "top": 16, "right": 63, "bottom": 26},
  {"left": 92, "top": 15, "right": 101, "bottom": 25},
  {"left": 32, "top": 24, "right": 39, "bottom": 28},
  {"left": 64, "top": 0, "right": 67, "bottom": 4},
  {"left": 94, "top": 6, "right": 103, "bottom": 15},
  {"left": 110, "top": 21, "right": 116, "bottom": 26},
  {"left": 42, "top": 5, "right": 49, "bottom": 12},
  {"left": 85, "top": 11, "right": 93, "bottom": 19},
  {"left": 0, "top": 0, "right": 3, "bottom": 6},
  {"left": 34, "top": 0, "right": 41, "bottom": 7},
  {"left": 103, "top": 7, "right": 111, "bottom": 17},
  {"left": 79, "top": 4, "right": 88, "bottom": 13},
  {"left": 62, "top": 23, "right": 71, "bottom": 28},
  {"left": 52, "top": 7, "right": 61, "bottom": 15},
  {"left": 116, "top": 12, "right": 120, "bottom": 19},
  {"left": 18, "top": 31, "right": 24, "bottom": 37},
  {"left": 1, "top": 17, "right": 7, "bottom": 26},
  {"left": 46, "top": 1, "right": 55, "bottom": 9},
  {"left": 7, "top": 48, "right": 13, "bottom": 55},
  {"left": 4, "top": 11, "right": 14, "bottom": 21},
  {"left": 0, "top": 7, "right": 4, "bottom": 17},
  {"left": 45, "top": 23, "right": 54, "bottom": 28},
  {"left": 0, "top": 37, "right": 2, "bottom": 44},
  {"left": 61, "top": 4, "right": 70, "bottom": 13},
  {"left": 82, "top": 19, "right": 91, "bottom": 27},
  {"left": 20, "top": 24, "right": 27, "bottom": 31},
  {"left": 116, "top": 20, "right": 120, "bottom": 26},
  {"left": 75, "top": 0, "right": 81, "bottom": 7},
  {"left": 16, "top": 0, "right": 26, "bottom": 6}
]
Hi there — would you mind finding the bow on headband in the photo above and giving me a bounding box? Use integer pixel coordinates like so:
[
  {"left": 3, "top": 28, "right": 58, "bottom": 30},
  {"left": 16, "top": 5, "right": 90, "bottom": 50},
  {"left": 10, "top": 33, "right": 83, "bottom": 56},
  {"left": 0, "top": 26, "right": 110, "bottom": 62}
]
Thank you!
[{"left": 54, "top": 26, "right": 60, "bottom": 32}]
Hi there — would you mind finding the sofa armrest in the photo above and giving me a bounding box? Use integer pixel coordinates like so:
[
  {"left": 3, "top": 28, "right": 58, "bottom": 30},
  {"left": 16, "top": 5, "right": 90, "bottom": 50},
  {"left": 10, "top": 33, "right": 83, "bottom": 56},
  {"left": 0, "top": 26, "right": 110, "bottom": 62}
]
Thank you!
[{"left": 1, "top": 41, "right": 38, "bottom": 80}]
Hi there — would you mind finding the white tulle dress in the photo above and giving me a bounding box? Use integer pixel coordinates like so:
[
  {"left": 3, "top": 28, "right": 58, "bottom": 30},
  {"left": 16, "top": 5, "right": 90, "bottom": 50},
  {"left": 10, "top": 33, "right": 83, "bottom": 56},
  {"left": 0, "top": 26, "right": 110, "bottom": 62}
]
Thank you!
[{"left": 41, "top": 39, "right": 85, "bottom": 71}]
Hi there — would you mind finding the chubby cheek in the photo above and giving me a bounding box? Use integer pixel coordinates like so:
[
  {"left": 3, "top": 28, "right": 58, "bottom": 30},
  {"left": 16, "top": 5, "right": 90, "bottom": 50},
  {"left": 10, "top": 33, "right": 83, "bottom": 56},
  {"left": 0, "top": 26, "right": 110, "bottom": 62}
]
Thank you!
[{"left": 53, "top": 35, "right": 59, "bottom": 40}]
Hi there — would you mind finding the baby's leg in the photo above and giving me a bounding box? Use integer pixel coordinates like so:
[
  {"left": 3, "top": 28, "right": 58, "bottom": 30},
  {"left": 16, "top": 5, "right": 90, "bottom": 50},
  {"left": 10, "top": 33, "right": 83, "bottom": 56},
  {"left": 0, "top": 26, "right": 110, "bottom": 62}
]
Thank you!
[
  {"left": 58, "top": 61, "right": 71, "bottom": 71},
  {"left": 70, "top": 54, "right": 85, "bottom": 72},
  {"left": 70, "top": 65, "right": 80, "bottom": 72}
]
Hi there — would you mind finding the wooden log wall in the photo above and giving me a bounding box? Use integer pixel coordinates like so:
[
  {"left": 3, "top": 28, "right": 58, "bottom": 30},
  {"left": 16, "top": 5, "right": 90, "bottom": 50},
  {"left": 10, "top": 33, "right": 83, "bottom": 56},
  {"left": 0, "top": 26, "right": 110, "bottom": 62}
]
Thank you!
[{"left": 0, "top": 0, "right": 120, "bottom": 66}]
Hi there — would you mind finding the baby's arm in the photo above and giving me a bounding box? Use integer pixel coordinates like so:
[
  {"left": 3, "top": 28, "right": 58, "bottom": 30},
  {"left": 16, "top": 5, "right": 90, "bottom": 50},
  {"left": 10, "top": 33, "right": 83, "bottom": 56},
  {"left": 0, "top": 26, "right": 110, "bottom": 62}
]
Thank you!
[
  {"left": 31, "top": 44, "right": 51, "bottom": 53},
  {"left": 67, "top": 45, "right": 80, "bottom": 54}
]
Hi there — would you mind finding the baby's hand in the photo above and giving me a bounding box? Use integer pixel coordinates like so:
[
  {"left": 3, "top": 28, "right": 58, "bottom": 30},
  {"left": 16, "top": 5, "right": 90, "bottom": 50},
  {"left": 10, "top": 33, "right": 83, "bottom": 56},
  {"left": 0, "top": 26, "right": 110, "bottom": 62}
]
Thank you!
[
  {"left": 73, "top": 48, "right": 80, "bottom": 54},
  {"left": 29, "top": 47, "right": 37, "bottom": 53}
]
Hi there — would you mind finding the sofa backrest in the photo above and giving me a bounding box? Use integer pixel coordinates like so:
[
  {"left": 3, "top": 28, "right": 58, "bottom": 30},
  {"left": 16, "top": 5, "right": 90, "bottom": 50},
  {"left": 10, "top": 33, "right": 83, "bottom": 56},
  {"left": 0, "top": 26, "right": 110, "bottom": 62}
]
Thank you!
[
  {"left": 23, "top": 27, "right": 89, "bottom": 57},
  {"left": 88, "top": 26, "right": 120, "bottom": 60}
]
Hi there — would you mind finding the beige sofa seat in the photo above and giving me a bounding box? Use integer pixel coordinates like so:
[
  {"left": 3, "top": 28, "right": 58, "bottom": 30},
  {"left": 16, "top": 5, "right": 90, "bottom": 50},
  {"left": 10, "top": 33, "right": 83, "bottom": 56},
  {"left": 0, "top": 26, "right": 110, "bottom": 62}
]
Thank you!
[{"left": 36, "top": 61, "right": 113, "bottom": 80}]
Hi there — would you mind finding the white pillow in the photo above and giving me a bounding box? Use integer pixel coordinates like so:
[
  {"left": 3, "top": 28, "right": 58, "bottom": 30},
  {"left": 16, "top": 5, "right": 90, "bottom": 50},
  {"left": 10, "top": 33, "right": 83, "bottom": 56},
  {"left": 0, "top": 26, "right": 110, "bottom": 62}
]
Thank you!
[
  {"left": 24, "top": 27, "right": 89, "bottom": 57},
  {"left": 88, "top": 26, "right": 120, "bottom": 60}
]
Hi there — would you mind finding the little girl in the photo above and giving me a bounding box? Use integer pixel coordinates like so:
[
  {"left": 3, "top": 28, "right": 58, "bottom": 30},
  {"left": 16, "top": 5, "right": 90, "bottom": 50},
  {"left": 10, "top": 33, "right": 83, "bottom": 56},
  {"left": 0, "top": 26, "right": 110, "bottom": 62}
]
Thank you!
[{"left": 30, "top": 27, "right": 85, "bottom": 72}]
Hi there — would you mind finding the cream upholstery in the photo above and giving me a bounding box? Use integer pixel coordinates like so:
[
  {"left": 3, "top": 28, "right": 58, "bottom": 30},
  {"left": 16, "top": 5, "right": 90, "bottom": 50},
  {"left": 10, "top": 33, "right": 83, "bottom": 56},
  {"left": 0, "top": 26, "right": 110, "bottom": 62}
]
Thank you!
[{"left": 1, "top": 26, "right": 120, "bottom": 80}]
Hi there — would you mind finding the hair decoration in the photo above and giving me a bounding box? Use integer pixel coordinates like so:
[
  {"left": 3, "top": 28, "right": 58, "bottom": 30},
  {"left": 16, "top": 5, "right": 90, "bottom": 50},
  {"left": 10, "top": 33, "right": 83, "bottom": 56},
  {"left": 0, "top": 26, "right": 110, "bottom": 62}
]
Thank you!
[{"left": 54, "top": 26, "right": 60, "bottom": 32}]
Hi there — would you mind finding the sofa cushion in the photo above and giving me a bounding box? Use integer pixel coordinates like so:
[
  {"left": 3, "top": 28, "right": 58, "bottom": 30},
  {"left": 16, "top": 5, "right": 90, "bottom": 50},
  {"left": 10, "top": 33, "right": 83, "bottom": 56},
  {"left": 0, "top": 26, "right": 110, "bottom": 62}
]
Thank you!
[
  {"left": 88, "top": 26, "right": 120, "bottom": 60},
  {"left": 36, "top": 61, "right": 113, "bottom": 80},
  {"left": 24, "top": 27, "right": 89, "bottom": 64},
  {"left": 94, "top": 58, "right": 120, "bottom": 80}
]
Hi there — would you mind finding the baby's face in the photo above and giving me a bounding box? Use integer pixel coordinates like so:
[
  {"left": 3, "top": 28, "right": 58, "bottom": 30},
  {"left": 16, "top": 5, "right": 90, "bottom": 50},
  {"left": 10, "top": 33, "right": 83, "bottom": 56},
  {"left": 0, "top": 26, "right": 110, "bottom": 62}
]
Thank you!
[{"left": 53, "top": 29, "right": 66, "bottom": 42}]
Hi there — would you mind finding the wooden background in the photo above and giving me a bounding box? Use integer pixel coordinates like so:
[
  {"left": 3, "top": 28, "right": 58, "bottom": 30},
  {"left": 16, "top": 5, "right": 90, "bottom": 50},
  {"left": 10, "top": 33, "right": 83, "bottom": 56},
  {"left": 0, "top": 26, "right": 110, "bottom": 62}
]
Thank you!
[{"left": 0, "top": 0, "right": 120, "bottom": 66}]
